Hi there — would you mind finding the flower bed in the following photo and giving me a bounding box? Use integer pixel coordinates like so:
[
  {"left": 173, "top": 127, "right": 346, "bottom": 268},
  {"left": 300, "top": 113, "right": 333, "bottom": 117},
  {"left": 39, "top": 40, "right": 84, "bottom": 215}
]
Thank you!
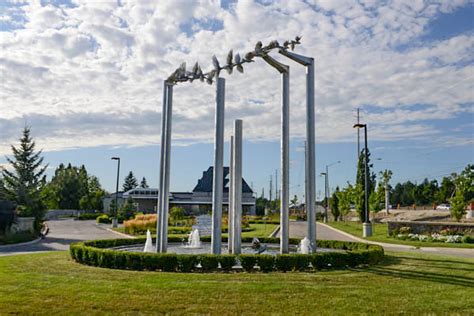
[
  {"left": 393, "top": 225, "right": 474, "bottom": 244},
  {"left": 70, "top": 238, "right": 384, "bottom": 273}
]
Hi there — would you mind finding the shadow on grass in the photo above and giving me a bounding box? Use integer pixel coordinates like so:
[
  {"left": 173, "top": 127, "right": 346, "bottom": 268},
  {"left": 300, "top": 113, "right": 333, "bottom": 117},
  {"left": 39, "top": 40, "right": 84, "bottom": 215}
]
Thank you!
[
  {"left": 357, "top": 255, "right": 474, "bottom": 287},
  {"left": 393, "top": 256, "right": 474, "bottom": 272}
]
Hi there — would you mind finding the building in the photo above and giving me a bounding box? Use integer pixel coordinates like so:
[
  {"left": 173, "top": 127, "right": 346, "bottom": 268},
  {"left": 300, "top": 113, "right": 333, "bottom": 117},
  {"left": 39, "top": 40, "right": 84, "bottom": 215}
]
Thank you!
[{"left": 103, "top": 166, "right": 256, "bottom": 215}]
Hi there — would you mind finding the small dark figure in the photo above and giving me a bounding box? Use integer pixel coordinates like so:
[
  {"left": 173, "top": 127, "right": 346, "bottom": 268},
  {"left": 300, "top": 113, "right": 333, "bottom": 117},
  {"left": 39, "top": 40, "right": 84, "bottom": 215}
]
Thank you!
[{"left": 40, "top": 223, "right": 49, "bottom": 239}]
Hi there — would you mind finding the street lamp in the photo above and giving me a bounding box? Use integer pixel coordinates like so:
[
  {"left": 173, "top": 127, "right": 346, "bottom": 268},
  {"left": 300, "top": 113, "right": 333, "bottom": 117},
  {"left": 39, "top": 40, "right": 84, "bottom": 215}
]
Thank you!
[
  {"left": 322, "top": 161, "right": 341, "bottom": 223},
  {"left": 111, "top": 157, "right": 120, "bottom": 228},
  {"left": 353, "top": 123, "right": 372, "bottom": 237}
]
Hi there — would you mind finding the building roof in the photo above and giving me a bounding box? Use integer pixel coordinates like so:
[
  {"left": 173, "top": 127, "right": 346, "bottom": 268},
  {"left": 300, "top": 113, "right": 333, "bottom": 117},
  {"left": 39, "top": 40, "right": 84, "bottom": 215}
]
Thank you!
[{"left": 193, "top": 166, "right": 253, "bottom": 193}]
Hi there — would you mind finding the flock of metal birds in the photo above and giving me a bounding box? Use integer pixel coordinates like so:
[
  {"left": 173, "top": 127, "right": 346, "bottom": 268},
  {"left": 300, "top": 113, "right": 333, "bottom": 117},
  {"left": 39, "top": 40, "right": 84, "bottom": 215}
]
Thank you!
[{"left": 166, "top": 36, "right": 302, "bottom": 85}]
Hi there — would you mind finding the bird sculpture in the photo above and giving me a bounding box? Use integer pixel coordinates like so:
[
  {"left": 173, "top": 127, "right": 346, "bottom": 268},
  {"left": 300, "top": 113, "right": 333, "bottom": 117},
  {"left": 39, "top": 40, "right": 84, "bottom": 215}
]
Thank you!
[
  {"left": 166, "top": 37, "right": 302, "bottom": 84},
  {"left": 226, "top": 49, "right": 233, "bottom": 74},
  {"left": 234, "top": 53, "right": 244, "bottom": 73}
]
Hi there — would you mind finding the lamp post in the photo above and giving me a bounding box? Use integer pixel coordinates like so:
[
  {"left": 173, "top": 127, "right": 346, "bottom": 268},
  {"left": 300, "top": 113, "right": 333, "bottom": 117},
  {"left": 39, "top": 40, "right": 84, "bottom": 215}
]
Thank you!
[
  {"left": 353, "top": 123, "right": 372, "bottom": 237},
  {"left": 111, "top": 157, "right": 120, "bottom": 228},
  {"left": 321, "top": 161, "right": 341, "bottom": 223}
]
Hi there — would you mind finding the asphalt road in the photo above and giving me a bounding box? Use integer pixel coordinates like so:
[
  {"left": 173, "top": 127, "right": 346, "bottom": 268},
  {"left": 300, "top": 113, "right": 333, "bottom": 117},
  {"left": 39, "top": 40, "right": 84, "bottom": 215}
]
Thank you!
[{"left": 0, "top": 219, "right": 121, "bottom": 256}]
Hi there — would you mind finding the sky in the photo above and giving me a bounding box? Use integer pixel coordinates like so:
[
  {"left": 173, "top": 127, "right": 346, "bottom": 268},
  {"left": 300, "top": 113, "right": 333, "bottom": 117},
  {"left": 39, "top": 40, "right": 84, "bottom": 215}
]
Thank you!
[{"left": 0, "top": 0, "right": 473, "bottom": 200}]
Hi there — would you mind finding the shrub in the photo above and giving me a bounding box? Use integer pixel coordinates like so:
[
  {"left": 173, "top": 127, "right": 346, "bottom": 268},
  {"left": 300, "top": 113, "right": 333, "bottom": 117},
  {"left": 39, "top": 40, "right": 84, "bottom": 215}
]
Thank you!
[
  {"left": 399, "top": 226, "right": 412, "bottom": 234},
  {"left": 177, "top": 255, "right": 197, "bottom": 272},
  {"left": 70, "top": 238, "right": 384, "bottom": 273},
  {"left": 275, "top": 254, "right": 293, "bottom": 272},
  {"left": 77, "top": 213, "right": 103, "bottom": 220},
  {"left": 218, "top": 255, "right": 236, "bottom": 271},
  {"left": 462, "top": 235, "right": 474, "bottom": 244},
  {"left": 293, "top": 254, "right": 309, "bottom": 271},
  {"left": 310, "top": 253, "right": 325, "bottom": 270},
  {"left": 158, "top": 254, "right": 178, "bottom": 272},
  {"left": 199, "top": 255, "right": 219, "bottom": 272},
  {"left": 239, "top": 255, "right": 257, "bottom": 272},
  {"left": 96, "top": 214, "right": 110, "bottom": 224},
  {"left": 257, "top": 255, "right": 274, "bottom": 273}
]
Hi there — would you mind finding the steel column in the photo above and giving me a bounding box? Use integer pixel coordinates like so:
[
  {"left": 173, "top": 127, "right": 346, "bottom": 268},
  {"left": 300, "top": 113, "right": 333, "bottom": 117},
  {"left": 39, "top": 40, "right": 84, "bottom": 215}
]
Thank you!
[{"left": 211, "top": 78, "right": 225, "bottom": 255}]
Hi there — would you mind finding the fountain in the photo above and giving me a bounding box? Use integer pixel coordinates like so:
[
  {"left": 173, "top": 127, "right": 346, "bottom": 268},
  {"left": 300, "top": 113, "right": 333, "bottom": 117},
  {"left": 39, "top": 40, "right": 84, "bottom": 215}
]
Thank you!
[
  {"left": 186, "top": 229, "right": 202, "bottom": 248},
  {"left": 250, "top": 237, "right": 267, "bottom": 254},
  {"left": 299, "top": 237, "right": 311, "bottom": 254},
  {"left": 143, "top": 229, "right": 155, "bottom": 253}
]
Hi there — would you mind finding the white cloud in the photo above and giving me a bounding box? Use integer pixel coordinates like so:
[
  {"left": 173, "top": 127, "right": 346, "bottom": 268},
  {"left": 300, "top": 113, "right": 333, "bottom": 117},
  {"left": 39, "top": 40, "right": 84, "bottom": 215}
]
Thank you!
[{"left": 0, "top": 0, "right": 472, "bottom": 155}]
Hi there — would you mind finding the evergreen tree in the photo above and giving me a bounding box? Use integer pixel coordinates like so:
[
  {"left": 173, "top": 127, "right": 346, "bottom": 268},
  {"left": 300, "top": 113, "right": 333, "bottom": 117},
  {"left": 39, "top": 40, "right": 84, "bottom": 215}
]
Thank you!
[
  {"left": 355, "top": 148, "right": 376, "bottom": 221},
  {"left": 2, "top": 127, "right": 47, "bottom": 229},
  {"left": 329, "top": 187, "right": 340, "bottom": 221},
  {"left": 140, "top": 177, "right": 149, "bottom": 188},
  {"left": 123, "top": 171, "right": 138, "bottom": 192}
]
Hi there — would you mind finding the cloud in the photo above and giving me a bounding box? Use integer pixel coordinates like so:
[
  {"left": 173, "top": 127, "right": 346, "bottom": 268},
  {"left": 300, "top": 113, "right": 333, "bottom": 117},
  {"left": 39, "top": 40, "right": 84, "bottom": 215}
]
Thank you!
[{"left": 0, "top": 0, "right": 472, "bottom": 155}]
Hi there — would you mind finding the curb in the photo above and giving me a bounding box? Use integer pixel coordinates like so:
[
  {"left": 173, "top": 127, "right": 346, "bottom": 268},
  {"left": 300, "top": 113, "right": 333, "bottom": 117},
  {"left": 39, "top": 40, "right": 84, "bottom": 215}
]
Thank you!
[
  {"left": 0, "top": 237, "right": 42, "bottom": 249},
  {"left": 269, "top": 225, "right": 280, "bottom": 238},
  {"left": 318, "top": 222, "right": 417, "bottom": 250},
  {"left": 104, "top": 227, "right": 136, "bottom": 239}
]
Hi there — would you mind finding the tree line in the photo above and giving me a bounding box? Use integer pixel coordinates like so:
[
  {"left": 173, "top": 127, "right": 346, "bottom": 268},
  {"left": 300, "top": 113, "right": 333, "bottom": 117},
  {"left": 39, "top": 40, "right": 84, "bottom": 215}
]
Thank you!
[
  {"left": 0, "top": 128, "right": 153, "bottom": 232},
  {"left": 329, "top": 148, "right": 473, "bottom": 222}
]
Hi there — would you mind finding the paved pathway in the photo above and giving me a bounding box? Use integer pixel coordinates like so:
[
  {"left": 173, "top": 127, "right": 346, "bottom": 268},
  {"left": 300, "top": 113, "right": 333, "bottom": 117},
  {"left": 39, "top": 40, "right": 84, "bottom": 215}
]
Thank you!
[
  {"left": 0, "top": 219, "right": 121, "bottom": 256},
  {"left": 282, "top": 221, "right": 474, "bottom": 259}
]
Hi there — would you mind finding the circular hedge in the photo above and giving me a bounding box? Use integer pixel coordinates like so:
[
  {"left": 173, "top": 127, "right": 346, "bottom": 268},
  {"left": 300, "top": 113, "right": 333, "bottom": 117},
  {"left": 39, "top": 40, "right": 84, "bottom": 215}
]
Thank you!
[{"left": 70, "top": 237, "right": 384, "bottom": 273}]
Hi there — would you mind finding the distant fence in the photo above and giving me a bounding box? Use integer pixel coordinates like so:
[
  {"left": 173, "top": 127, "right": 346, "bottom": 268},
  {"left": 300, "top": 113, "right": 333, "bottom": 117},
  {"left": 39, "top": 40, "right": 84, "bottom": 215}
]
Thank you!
[{"left": 45, "top": 209, "right": 100, "bottom": 220}]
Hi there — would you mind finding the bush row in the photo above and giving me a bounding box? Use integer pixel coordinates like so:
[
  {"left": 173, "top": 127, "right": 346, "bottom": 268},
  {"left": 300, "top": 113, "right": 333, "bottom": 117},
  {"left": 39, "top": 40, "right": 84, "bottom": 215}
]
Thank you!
[
  {"left": 70, "top": 238, "right": 384, "bottom": 273},
  {"left": 76, "top": 213, "right": 104, "bottom": 220}
]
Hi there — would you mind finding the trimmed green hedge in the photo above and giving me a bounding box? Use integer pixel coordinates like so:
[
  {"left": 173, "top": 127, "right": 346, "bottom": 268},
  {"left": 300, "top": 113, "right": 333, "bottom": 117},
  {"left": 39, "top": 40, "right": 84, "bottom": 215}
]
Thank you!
[
  {"left": 76, "top": 213, "right": 104, "bottom": 220},
  {"left": 70, "top": 237, "right": 384, "bottom": 273}
]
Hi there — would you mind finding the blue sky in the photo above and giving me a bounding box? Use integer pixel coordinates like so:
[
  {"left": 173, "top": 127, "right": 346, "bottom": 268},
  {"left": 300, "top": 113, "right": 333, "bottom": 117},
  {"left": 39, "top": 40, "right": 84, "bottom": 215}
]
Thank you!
[{"left": 0, "top": 0, "right": 473, "bottom": 200}]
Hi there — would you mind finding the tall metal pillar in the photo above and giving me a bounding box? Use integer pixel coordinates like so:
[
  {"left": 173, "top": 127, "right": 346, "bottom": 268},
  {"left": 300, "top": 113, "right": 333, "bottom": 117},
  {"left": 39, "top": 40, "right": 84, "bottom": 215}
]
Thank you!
[
  {"left": 280, "top": 71, "right": 290, "bottom": 254},
  {"left": 159, "top": 83, "right": 173, "bottom": 252},
  {"left": 211, "top": 78, "right": 225, "bottom": 255},
  {"left": 261, "top": 54, "right": 290, "bottom": 254},
  {"left": 228, "top": 136, "right": 234, "bottom": 253},
  {"left": 156, "top": 81, "right": 168, "bottom": 252},
  {"left": 232, "top": 119, "right": 243, "bottom": 254},
  {"left": 279, "top": 50, "right": 316, "bottom": 252}
]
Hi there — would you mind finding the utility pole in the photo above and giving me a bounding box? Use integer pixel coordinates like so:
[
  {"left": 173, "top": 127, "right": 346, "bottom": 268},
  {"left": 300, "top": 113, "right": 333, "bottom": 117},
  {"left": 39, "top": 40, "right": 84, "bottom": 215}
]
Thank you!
[
  {"left": 275, "top": 169, "right": 278, "bottom": 200},
  {"left": 269, "top": 175, "right": 273, "bottom": 201},
  {"left": 357, "top": 108, "right": 360, "bottom": 159}
]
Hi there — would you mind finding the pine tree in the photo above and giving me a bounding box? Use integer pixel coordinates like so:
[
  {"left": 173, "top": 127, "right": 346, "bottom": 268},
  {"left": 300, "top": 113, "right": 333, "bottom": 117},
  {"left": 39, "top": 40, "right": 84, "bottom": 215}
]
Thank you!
[
  {"left": 355, "top": 148, "right": 376, "bottom": 221},
  {"left": 140, "top": 177, "right": 149, "bottom": 188},
  {"left": 123, "top": 171, "right": 138, "bottom": 192},
  {"left": 2, "top": 127, "right": 47, "bottom": 229},
  {"left": 329, "top": 187, "right": 340, "bottom": 221}
]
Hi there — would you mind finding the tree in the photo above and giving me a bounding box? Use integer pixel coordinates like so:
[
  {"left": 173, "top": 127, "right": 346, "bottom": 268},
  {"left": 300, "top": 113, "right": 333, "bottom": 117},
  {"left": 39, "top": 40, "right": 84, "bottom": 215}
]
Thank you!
[
  {"left": 449, "top": 165, "right": 473, "bottom": 221},
  {"left": 290, "top": 195, "right": 299, "bottom": 207},
  {"left": 2, "top": 127, "right": 47, "bottom": 230},
  {"left": 355, "top": 148, "right": 376, "bottom": 221},
  {"left": 42, "top": 165, "right": 106, "bottom": 211},
  {"left": 379, "top": 169, "right": 392, "bottom": 213},
  {"left": 337, "top": 187, "right": 351, "bottom": 221},
  {"left": 140, "top": 177, "right": 149, "bottom": 188},
  {"left": 329, "top": 187, "right": 340, "bottom": 221},
  {"left": 169, "top": 206, "right": 185, "bottom": 225},
  {"left": 356, "top": 148, "right": 376, "bottom": 196},
  {"left": 119, "top": 196, "right": 136, "bottom": 220},
  {"left": 449, "top": 191, "right": 466, "bottom": 222},
  {"left": 123, "top": 171, "right": 138, "bottom": 192}
]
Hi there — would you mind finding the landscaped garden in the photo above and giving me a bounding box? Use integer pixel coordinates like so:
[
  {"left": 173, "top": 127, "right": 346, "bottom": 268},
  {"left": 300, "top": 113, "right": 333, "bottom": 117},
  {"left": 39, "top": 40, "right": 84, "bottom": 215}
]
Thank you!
[
  {"left": 328, "top": 221, "right": 474, "bottom": 248},
  {"left": 0, "top": 250, "right": 472, "bottom": 314}
]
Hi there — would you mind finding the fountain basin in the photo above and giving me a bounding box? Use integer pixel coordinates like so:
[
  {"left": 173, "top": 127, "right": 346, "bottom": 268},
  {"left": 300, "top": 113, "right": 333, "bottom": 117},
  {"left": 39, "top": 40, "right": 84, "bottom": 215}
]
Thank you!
[{"left": 111, "top": 242, "right": 344, "bottom": 255}]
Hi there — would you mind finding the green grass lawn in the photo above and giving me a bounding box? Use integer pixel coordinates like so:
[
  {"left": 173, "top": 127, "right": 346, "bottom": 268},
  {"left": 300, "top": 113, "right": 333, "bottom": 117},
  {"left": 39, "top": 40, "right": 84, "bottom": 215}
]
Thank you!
[
  {"left": 0, "top": 251, "right": 472, "bottom": 314},
  {"left": 327, "top": 221, "right": 474, "bottom": 248},
  {"left": 114, "top": 223, "right": 278, "bottom": 239}
]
